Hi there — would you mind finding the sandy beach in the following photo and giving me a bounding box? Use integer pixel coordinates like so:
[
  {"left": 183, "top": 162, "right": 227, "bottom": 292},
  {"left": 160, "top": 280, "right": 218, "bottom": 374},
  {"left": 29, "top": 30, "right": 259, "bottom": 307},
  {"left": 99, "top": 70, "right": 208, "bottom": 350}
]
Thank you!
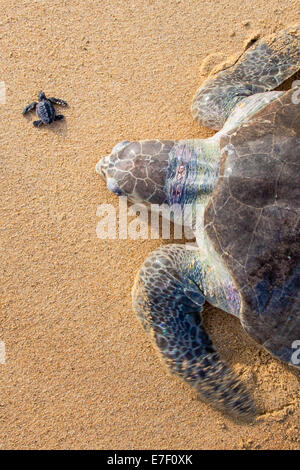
[{"left": 1, "top": 0, "right": 300, "bottom": 449}]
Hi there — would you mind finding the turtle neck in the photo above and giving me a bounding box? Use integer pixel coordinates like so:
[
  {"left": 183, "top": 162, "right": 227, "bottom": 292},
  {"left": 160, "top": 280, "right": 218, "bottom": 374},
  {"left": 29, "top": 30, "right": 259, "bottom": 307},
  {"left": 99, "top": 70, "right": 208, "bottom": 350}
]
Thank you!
[{"left": 164, "top": 136, "right": 221, "bottom": 208}]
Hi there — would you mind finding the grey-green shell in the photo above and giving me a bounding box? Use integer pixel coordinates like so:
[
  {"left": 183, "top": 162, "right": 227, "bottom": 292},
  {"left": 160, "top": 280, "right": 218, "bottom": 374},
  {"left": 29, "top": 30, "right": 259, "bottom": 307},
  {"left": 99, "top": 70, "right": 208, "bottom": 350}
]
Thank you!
[{"left": 205, "top": 88, "right": 300, "bottom": 364}]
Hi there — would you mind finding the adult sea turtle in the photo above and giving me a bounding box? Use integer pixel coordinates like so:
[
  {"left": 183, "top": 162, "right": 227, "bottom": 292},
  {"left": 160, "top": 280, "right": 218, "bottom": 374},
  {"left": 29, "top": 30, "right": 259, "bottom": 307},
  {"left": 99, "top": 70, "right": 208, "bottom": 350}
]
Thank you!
[{"left": 96, "top": 25, "right": 300, "bottom": 417}]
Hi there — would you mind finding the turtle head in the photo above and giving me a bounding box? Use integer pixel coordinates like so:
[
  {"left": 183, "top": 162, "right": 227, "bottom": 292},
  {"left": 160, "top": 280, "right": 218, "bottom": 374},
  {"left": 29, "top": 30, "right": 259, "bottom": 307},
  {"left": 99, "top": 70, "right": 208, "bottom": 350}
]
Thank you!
[
  {"left": 38, "top": 91, "right": 46, "bottom": 101},
  {"left": 96, "top": 140, "right": 174, "bottom": 204}
]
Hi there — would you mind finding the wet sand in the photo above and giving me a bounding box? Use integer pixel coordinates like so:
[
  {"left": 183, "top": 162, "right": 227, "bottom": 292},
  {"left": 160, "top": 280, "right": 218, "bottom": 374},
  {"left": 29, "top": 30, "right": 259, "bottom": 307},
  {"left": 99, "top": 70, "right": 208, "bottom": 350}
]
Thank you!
[{"left": 0, "top": 0, "right": 300, "bottom": 449}]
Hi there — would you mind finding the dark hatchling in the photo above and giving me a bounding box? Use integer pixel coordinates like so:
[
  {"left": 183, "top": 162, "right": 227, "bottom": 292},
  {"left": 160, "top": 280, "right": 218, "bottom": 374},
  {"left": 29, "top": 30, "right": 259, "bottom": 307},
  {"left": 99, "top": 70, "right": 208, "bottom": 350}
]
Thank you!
[
  {"left": 22, "top": 91, "right": 68, "bottom": 127},
  {"left": 96, "top": 25, "right": 300, "bottom": 419}
]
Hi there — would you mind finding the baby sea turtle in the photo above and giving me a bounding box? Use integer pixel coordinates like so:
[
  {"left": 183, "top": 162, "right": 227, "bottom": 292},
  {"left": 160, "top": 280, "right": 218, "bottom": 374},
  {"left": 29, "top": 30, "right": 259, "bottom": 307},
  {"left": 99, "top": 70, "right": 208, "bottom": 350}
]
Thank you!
[
  {"left": 22, "top": 91, "right": 68, "bottom": 127},
  {"left": 96, "top": 25, "right": 300, "bottom": 418}
]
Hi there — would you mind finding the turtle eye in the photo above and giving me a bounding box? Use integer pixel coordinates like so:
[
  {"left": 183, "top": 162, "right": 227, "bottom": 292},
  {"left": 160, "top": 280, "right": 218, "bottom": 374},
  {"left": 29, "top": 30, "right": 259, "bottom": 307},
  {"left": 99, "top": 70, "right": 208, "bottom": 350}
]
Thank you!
[{"left": 112, "top": 141, "right": 130, "bottom": 154}]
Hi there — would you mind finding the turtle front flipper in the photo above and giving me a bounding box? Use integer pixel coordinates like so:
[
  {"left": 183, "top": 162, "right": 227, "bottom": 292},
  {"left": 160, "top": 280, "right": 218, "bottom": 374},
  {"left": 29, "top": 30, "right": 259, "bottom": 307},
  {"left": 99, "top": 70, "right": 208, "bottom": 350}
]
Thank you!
[
  {"left": 192, "top": 24, "right": 300, "bottom": 129},
  {"left": 22, "top": 102, "right": 37, "bottom": 114},
  {"left": 133, "top": 244, "right": 255, "bottom": 418},
  {"left": 48, "top": 97, "right": 68, "bottom": 107}
]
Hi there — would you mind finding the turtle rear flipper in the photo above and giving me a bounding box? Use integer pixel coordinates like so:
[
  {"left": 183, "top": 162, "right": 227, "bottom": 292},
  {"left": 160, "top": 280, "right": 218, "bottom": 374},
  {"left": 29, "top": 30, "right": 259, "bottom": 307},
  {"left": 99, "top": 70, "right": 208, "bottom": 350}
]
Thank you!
[
  {"left": 192, "top": 24, "right": 300, "bottom": 129},
  {"left": 133, "top": 244, "right": 256, "bottom": 418}
]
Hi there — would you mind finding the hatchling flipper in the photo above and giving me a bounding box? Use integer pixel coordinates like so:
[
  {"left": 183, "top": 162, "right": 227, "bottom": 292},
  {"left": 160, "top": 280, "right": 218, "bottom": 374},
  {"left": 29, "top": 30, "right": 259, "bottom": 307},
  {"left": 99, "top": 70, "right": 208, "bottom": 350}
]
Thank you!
[
  {"left": 54, "top": 115, "right": 64, "bottom": 121},
  {"left": 33, "top": 120, "right": 43, "bottom": 127},
  {"left": 48, "top": 97, "right": 68, "bottom": 107},
  {"left": 192, "top": 24, "right": 300, "bottom": 129},
  {"left": 22, "top": 102, "right": 37, "bottom": 114}
]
